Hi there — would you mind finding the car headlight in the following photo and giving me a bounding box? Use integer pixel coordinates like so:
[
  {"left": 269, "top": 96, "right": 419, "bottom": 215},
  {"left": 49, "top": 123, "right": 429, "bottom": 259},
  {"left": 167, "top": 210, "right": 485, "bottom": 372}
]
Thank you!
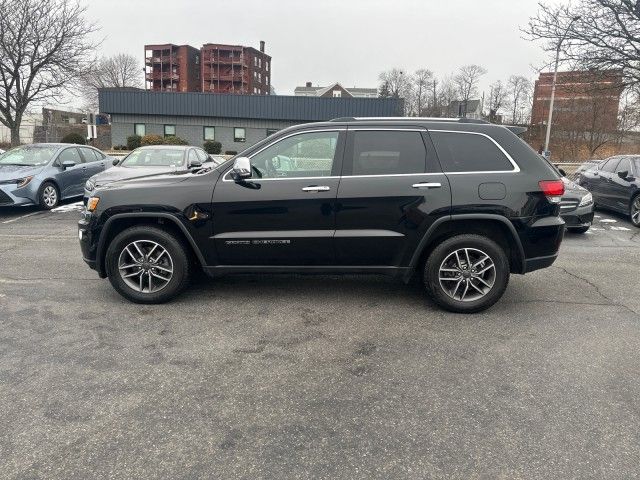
[
  {"left": 85, "top": 179, "right": 95, "bottom": 191},
  {"left": 579, "top": 192, "right": 593, "bottom": 207},
  {"left": 16, "top": 176, "right": 34, "bottom": 188}
]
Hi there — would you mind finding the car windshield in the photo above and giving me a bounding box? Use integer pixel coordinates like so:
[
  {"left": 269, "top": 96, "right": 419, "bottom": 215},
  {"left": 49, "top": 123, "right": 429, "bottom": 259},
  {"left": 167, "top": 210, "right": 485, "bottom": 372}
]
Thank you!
[
  {"left": 120, "top": 148, "right": 185, "bottom": 168},
  {"left": 0, "top": 145, "right": 58, "bottom": 166}
]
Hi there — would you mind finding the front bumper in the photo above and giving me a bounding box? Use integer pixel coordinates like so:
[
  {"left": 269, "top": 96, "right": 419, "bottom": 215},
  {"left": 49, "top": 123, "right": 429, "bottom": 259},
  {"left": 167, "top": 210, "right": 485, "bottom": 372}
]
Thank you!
[
  {"left": 561, "top": 203, "right": 595, "bottom": 228},
  {"left": 0, "top": 184, "right": 36, "bottom": 206},
  {"left": 78, "top": 212, "right": 105, "bottom": 277}
]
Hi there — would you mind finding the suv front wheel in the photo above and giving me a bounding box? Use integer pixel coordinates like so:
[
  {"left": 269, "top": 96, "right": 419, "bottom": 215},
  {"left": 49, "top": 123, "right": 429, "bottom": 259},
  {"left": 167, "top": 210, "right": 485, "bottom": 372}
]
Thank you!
[
  {"left": 105, "top": 226, "right": 191, "bottom": 303},
  {"left": 424, "top": 234, "right": 510, "bottom": 313}
]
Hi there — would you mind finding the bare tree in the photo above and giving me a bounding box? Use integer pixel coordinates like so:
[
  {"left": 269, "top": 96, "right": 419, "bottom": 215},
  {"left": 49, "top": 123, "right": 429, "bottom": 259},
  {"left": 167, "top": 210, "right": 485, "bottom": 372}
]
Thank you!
[
  {"left": 437, "top": 75, "right": 457, "bottom": 116},
  {"left": 507, "top": 75, "right": 532, "bottom": 124},
  {"left": 524, "top": 0, "right": 640, "bottom": 88},
  {"left": 488, "top": 80, "right": 508, "bottom": 123},
  {"left": 412, "top": 68, "right": 433, "bottom": 116},
  {"left": 453, "top": 65, "right": 487, "bottom": 117},
  {"left": 0, "top": 0, "right": 97, "bottom": 145},
  {"left": 378, "top": 68, "right": 411, "bottom": 98},
  {"left": 80, "top": 54, "right": 143, "bottom": 110}
]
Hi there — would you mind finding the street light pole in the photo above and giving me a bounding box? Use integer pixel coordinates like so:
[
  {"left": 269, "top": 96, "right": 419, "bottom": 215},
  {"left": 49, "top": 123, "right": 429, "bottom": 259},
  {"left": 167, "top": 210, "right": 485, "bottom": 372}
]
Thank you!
[{"left": 543, "top": 15, "right": 581, "bottom": 157}]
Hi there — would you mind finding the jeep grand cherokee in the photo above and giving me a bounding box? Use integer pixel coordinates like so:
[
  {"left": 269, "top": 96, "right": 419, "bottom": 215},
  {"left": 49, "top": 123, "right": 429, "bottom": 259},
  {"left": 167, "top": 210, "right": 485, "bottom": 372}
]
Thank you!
[{"left": 79, "top": 117, "right": 565, "bottom": 313}]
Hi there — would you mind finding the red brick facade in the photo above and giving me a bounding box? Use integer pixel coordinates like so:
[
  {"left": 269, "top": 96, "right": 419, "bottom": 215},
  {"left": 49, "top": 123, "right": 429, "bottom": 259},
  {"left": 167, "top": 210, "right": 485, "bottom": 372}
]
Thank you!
[
  {"left": 145, "top": 44, "right": 200, "bottom": 93},
  {"left": 145, "top": 42, "right": 270, "bottom": 95},
  {"left": 531, "top": 70, "right": 623, "bottom": 132}
]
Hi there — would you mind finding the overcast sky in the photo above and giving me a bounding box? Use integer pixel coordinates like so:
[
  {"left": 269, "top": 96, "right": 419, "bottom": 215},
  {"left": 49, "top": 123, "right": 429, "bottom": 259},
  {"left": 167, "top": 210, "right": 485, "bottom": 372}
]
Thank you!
[{"left": 80, "top": 0, "right": 553, "bottom": 97}]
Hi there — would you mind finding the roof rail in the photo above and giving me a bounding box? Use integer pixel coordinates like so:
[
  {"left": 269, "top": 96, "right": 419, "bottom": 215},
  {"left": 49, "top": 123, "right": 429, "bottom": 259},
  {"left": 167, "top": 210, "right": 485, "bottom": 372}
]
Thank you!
[{"left": 329, "top": 116, "right": 489, "bottom": 124}]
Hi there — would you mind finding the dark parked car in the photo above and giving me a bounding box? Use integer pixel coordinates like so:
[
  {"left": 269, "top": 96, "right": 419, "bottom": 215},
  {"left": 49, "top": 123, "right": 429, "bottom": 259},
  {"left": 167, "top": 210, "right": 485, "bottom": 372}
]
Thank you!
[
  {"left": 83, "top": 145, "right": 223, "bottom": 202},
  {"left": 0, "top": 143, "right": 111, "bottom": 209},
  {"left": 577, "top": 155, "right": 640, "bottom": 228},
  {"left": 79, "top": 117, "right": 565, "bottom": 313},
  {"left": 559, "top": 177, "right": 594, "bottom": 233}
]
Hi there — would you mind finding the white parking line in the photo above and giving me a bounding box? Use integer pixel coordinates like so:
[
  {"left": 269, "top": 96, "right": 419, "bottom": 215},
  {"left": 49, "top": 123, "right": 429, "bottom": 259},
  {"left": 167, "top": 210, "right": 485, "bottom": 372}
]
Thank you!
[{"left": 1, "top": 211, "right": 41, "bottom": 224}]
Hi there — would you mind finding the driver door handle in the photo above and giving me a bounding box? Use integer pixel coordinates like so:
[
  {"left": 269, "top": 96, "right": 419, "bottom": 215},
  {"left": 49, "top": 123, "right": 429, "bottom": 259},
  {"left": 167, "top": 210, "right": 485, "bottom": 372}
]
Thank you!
[
  {"left": 302, "top": 186, "right": 330, "bottom": 192},
  {"left": 412, "top": 182, "right": 441, "bottom": 189}
]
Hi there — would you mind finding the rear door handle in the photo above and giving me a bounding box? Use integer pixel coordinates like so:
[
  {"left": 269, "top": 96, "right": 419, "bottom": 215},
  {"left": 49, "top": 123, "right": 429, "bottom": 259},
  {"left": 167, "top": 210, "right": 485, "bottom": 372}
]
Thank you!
[
  {"left": 412, "top": 182, "right": 441, "bottom": 189},
  {"left": 302, "top": 186, "right": 330, "bottom": 192}
]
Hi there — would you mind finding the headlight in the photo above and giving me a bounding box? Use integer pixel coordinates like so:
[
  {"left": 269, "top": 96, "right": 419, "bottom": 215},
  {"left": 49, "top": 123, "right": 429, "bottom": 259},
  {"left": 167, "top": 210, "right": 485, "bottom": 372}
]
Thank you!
[
  {"left": 579, "top": 192, "right": 593, "bottom": 207},
  {"left": 16, "top": 176, "right": 33, "bottom": 188},
  {"left": 86, "top": 196, "right": 100, "bottom": 212},
  {"left": 85, "top": 179, "right": 95, "bottom": 191}
]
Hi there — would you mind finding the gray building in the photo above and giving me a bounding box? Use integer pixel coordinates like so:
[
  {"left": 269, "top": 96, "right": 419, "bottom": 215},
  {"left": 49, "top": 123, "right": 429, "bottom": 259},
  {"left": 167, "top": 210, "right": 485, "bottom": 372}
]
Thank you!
[{"left": 99, "top": 88, "right": 403, "bottom": 152}]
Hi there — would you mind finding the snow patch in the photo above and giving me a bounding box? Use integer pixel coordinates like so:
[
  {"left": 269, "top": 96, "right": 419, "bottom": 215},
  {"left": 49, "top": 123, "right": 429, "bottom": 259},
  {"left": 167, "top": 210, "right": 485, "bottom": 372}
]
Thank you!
[{"left": 51, "top": 201, "right": 83, "bottom": 213}]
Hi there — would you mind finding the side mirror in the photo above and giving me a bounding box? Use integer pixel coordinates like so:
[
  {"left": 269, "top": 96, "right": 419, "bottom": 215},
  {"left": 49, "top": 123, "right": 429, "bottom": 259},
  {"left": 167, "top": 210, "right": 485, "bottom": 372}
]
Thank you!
[
  {"left": 62, "top": 160, "right": 76, "bottom": 169},
  {"left": 559, "top": 168, "right": 567, "bottom": 177},
  {"left": 618, "top": 170, "right": 629, "bottom": 180},
  {"left": 231, "top": 157, "right": 252, "bottom": 181},
  {"left": 112, "top": 158, "right": 120, "bottom": 166},
  {"left": 188, "top": 159, "right": 203, "bottom": 169}
]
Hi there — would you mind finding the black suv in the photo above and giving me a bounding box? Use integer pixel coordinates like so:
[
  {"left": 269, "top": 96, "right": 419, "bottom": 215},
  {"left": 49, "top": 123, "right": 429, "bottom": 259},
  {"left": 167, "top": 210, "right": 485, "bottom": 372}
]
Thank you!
[{"left": 79, "top": 118, "right": 565, "bottom": 313}]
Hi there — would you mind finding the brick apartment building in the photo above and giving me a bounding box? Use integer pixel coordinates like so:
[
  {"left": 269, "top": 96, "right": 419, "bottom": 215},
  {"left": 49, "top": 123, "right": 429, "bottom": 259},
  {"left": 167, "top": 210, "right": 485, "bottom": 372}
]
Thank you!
[
  {"left": 144, "top": 41, "right": 270, "bottom": 95},
  {"left": 201, "top": 41, "right": 270, "bottom": 95},
  {"left": 531, "top": 70, "right": 623, "bottom": 132},
  {"left": 144, "top": 44, "right": 201, "bottom": 92}
]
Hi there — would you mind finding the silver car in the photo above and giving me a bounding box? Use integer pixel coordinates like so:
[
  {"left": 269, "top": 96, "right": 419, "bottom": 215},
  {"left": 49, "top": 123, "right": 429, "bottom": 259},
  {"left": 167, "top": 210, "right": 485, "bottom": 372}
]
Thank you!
[{"left": 0, "top": 143, "right": 111, "bottom": 209}]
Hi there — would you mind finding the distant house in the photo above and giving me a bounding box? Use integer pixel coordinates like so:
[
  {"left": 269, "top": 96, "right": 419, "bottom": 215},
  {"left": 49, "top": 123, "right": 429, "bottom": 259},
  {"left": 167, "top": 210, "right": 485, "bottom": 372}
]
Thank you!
[
  {"left": 294, "top": 82, "right": 378, "bottom": 99},
  {"left": 444, "top": 99, "right": 483, "bottom": 119}
]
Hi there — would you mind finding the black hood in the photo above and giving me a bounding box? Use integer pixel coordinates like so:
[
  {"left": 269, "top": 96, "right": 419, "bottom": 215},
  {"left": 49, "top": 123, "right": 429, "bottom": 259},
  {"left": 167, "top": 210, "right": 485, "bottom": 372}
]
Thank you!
[{"left": 91, "top": 166, "right": 179, "bottom": 187}]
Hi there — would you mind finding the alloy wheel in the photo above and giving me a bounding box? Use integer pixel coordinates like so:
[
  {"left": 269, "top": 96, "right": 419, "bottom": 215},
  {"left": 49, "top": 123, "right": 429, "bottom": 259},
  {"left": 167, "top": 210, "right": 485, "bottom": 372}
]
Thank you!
[
  {"left": 43, "top": 185, "right": 57, "bottom": 207},
  {"left": 632, "top": 197, "right": 640, "bottom": 226},
  {"left": 118, "top": 240, "right": 174, "bottom": 293},
  {"left": 438, "top": 247, "right": 496, "bottom": 302}
]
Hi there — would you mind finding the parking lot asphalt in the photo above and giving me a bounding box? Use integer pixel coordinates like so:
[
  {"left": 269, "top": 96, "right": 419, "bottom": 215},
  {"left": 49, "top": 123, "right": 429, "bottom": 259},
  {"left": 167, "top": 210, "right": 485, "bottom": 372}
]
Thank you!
[{"left": 1, "top": 201, "right": 639, "bottom": 479}]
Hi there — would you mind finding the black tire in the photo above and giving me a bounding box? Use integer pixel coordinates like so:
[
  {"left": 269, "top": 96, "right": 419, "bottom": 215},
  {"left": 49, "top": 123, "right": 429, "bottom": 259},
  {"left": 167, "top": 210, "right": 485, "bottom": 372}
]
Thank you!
[
  {"left": 105, "top": 226, "right": 191, "bottom": 304},
  {"left": 38, "top": 181, "right": 59, "bottom": 210},
  {"left": 568, "top": 226, "right": 590, "bottom": 234},
  {"left": 630, "top": 193, "right": 640, "bottom": 228},
  {"left": 423, "top": 234, "right": 510, "bottom": 314}
]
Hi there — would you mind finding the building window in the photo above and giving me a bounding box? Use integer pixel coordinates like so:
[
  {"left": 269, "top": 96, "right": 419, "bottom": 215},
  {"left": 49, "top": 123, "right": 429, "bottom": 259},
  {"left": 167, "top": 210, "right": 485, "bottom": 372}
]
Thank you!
[
  {"left": 203, "top": 126, "right": 215, "bottom": 141},
  {"left": 234, "top": 127, "right": 246, "bottom": 143},
  {"left": 266, "top": 129, "right": 279, "bottom": 137},
  {"left": 266, "top": 61, "right": 269, "bottom": 72},
  {"left": 134, "top": 123, "right": 146, "bottom": 136},
  {"left": 333, "top": 90, "right": 342, "bottom": 97},
  {"left": 164, "top": 124, "right": 176, "bottom": 137}
]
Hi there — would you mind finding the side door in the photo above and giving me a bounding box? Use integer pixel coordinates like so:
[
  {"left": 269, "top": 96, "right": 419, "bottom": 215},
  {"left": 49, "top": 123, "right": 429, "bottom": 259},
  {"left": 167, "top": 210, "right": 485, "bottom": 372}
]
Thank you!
[
  {"left": 596, "top": 157, "right": 621, "bottom": 208},
  {"left": 53, "top": 147, "right": 85, "bottom": 198},
  {"left": 610, "top": 157, "right": 634, "bottom": 212},
  {"left": 334, "top": 127, "right": 451, "bottom": 267},
  {"left": 79, "top": 147, "right": 106, "bottom": 180},
  {"left": 211, "top": 128, "right": 345, "bottom": 266}
]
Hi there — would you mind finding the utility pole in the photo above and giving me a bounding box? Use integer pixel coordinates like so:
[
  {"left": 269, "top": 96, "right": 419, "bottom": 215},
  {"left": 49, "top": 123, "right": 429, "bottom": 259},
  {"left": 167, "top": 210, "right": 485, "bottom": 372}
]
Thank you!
[{"left": 543, "top": 15, "right": 581, "bottom": 158}]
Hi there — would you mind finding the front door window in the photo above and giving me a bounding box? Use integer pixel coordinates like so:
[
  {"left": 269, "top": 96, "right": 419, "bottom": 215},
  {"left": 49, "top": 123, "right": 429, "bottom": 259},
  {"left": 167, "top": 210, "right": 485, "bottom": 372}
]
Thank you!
[{"left": 250, "top": 131, "right": 340, "bottom": 179}]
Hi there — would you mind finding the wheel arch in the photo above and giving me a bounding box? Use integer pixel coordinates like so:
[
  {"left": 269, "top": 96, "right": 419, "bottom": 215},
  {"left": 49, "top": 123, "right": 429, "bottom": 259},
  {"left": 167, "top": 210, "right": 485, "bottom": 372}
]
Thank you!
[
  {"left": 404, "top": 214, "right": 526, "bottom": 282},
  {"left": 96, "top": 213, "right": 206, "bottom": 276}
]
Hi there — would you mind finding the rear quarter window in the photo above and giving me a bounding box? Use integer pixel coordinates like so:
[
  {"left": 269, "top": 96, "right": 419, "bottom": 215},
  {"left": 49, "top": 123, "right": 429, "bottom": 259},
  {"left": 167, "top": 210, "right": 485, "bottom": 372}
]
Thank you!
[{"left": 430, "top": 131, "right": 515, "bottom": 172}]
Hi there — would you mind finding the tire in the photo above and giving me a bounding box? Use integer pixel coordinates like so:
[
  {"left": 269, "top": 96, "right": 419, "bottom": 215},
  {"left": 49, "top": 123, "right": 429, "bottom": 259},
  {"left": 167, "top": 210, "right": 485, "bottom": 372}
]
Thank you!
[
  {"left": 630, "top": 194, "right": 640, "bottom": 228},
  {"left": 38, "top": 181, "right": 59, "bottom": 210},
  {"left": 423, "top": 234, "right": 510, "bottom": 314},
  {"left": 105, "top": 226, "right": 192, "bottom": 304},
  {"left": 568, "top": 226, "right": 590, "bottom": 234}
]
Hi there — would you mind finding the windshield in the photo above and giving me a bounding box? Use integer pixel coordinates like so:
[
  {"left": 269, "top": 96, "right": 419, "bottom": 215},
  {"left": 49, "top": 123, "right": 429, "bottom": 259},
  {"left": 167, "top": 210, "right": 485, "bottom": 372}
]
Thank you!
[
  {"left": 0, "top": 145, "right": 58, "bottom": 166},
  {"left": 120, "top": 148, "right": 185, "bottom": 168}
]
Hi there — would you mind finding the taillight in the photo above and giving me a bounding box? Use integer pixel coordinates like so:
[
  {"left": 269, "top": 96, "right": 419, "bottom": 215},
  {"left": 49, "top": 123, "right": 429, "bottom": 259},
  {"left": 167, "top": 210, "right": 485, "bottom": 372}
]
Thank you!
[{"left": 538, "top": 180, "right": 564, "bottom": 203}]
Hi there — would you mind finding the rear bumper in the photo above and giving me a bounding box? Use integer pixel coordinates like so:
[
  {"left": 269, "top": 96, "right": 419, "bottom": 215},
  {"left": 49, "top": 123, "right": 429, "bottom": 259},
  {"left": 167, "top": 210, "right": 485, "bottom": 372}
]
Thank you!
[
  {"left": 517, "top": 215, "right": 565, "bottom": 274},
  {"left": 524, "top": 253, "right": 559, "bottom": 273}
]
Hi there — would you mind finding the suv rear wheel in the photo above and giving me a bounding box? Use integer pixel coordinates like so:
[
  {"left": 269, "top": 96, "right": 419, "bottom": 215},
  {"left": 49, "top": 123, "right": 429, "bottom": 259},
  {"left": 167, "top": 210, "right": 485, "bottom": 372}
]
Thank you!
[
  {"left": 105, "top": 226, "right": 191, "bottom": 303},
  {"left": 424, "top": 234, "right": 509, "bottom": 313}
]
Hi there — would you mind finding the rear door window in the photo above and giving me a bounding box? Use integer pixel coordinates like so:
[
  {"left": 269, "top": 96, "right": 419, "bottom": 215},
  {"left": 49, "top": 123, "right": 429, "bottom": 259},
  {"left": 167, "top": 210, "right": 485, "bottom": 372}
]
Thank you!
[
  {"left": 600, "top": 158, "right": 620, "bottom": 173},
  {"left": 348, "top": 130, "right": 427, "bottom": 176},
  {"left": 430, "top": 131, "right": 514, "bottom": 172}
]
